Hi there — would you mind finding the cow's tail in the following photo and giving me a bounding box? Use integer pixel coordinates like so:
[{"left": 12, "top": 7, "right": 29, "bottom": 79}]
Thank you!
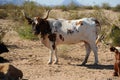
[
  {"left": 95, "top": 34, "right": 104, "bottom": 45},
  {"left": 94, "top": 19, "right": 101, "bottom": 35}
]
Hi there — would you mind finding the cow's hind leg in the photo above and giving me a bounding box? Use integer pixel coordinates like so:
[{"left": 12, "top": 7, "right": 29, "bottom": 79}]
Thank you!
[
  {"left": 89, "top": 43, "right": 98, "bottom": 65},
  {"left": 82, "top": 42, "right": 91, "bottom": 65}
]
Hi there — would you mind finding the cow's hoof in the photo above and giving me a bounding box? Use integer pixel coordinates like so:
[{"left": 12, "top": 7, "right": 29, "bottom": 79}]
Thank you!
[
  {"left": 53, "top": 61, "right": 58, "bottom": 64},
  {"left": 48, "top": 61, "right": 52, "bottom": 65},
  {"left": 93, "top": 63, "right": 98, "bottom": 66},
  {"left": 81, "top": 62, "right": 86, "bottom": 66}
]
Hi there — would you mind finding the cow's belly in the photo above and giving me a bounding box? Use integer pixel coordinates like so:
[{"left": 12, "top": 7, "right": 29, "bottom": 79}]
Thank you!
[{"left": 56, "top": 33, "right": 86, "bottom": 44}]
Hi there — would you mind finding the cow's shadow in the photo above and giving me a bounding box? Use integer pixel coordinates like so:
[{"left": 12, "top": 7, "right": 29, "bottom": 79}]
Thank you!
[
  {"left": 0, "top": 56, "right": 9, "bottom": 63},
  {"left": 70, "top": 64, "right": 113, "bottom": 70}
]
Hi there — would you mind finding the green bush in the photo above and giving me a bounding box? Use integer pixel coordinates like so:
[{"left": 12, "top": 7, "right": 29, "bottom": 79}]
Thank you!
[
  {"left": 89, "top": 9, "right": 111, "bottom": 25},
  {"left": 68, "top": 11, "right": 87, "bottom": 19},
  {"left": 109, "top": 25, "right": 120, "bottom": 46},
  {"left": 0, "top": 9, "right": 8, "bottom": 19},
  {"left": 102, "top": 3, "right": 111, "bottom": 10},
  {"left": 83, "top": 6, "right": 93, "bottom": 9},
  {"left": 112, "top": 4, "right": 120, "bottom": 12},
  {"left": 92, "top": 5, "right": 101, "bottom": 10},
  {"left": 22, "top": 1, "right": 44, "bottom": 17},
  {"left": 55, "top": 5, "right": 68, "bottom": 11},
  {"left": 67, "top": 1, "right": 79, "bottom": 10},
  {"left": 0, "top": 1, "right": 45, "bottom": 21},
  {"left": 17, "top": 23, "right": 38, "bottom": 40}
]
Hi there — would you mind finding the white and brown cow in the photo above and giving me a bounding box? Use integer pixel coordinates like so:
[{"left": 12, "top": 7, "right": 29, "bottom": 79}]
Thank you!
[{"left": 22, "top": 10, "right": 101, "bottom": 65}]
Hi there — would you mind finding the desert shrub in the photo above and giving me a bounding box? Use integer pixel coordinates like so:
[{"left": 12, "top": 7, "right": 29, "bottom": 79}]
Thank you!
[
  {"left": 17, "top": 23, "right": 38, "bottom": 40},
  {"left": 0, "top": 4, "right": 22, "bottom": 20},
  {"left": 88, "top": 9, "right": 111, "bottom": 25},
  {"left": 8, "top": 9, "right": 22, "bottom": 21},
  {"left": 102, "top": 3, "right": 111, "bottom": 10},
  {"left": 0, "top": 1, "right": 45, "bottom": 21},
  {"left": 0, "top": 3, "right": 19, "bottom": 10},
  {"left": 92, "top": 5, "right": 101, "bottom": 10},
  {"left": 112, "top": 4, "right": 120, "bottom": 12},
  {"left": 55, "top": 5, "right": 68, "bottom": 11},
  {"left": 67, "top": 10, "right": 91, "bottom": 20},
  {"left": 22, "top": 1, "right": 44, "bottom": 17},
  {"left": 83, "top": 6, "right": 93, "bottom": 10},
  {"left": 53, "top": 1, "right": 79, "bottom": 11},
  {"left": 68, "top": 11, "right": 79, "bottom": 19},
  {"left": 44, "top": 6, "right": 52, "bottom": 11},
  {"left": 67, "top": 1, "right": 79, "bottom": 10},
  {"left": 0, "top": 9, "right": 8, "bottom": 19},
  {"left": 108, "top": 25, "right": 120, "bottom": 46}
]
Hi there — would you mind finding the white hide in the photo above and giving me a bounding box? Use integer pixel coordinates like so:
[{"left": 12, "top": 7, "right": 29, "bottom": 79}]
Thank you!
[
  {"left": 43, "top": 17, "right": 100, "bottom": 65},
  {"left": 48, "top": 18, "right": 98, "bottom": 44}
]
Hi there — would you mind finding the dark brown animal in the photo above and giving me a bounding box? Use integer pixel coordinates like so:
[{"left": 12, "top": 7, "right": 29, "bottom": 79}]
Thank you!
[
  {"left": 0, "top": 42, "right": 9, "bottom": 54},
  {"left": 0, "top": 63, "right": 23, "bottom": 80},
  {"left": 110, "top": 46, "right": 120, "bottom": 76}
]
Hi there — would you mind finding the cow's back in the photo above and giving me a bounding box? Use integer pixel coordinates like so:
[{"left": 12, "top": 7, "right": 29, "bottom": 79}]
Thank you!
[{"left": 49, "top": 18, "right": 97, "bottom": 44}]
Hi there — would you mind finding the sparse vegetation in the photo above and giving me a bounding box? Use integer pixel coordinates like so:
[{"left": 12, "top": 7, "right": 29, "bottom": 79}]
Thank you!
[
  {"left": 0, "top": 9, "right": 8, "bottom": 19},
  {"left": 109, "top": 25, "right": 120, "bottom": 46},
  {"left": 0, "top": 1, "right": 120, "bottom": 80},
  {"left": 102, "top": 3, "right": 111, "bottom": 10},
  {"left": 112, "top": 4, "right": 120, "bottom": 12},
  {"left": 16, "top": 23, "right": 38, "bottom": 40},
  {"left": 0, "top": 1, "right": 120, "bottom": 45}
]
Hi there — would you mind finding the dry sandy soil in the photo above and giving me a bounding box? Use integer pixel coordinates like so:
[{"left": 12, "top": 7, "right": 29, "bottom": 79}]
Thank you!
[{"left": 0, "top": 18, "right": 120, "bottom": 80}]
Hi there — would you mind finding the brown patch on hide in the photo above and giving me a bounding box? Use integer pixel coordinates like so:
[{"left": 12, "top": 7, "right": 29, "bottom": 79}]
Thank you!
[
  {"left": 76, "top": 21, "right": 83, "bottom": 26},
  {"left": 67, "top": 29, "right": 74, "bottom": 34},
  {"left": 59, "top": 34, "right": 64, "bottom": 41},
  {"left": 48, "top": 33, "right": 57, "bottom": 50}
]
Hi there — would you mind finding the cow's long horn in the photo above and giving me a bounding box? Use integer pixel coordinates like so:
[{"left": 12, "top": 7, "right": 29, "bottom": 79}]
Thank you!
[
  {"left": 22, "top": 10, "right": 33, "bottom": 24},
  {"left": 44, "top": 10, "right": 50, "bottom": 20},
  {"left": 22, "top": 10, "right": 32, "bottom": 21}
]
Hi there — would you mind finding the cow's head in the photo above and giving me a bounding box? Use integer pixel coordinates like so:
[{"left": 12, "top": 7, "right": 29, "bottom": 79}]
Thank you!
[
  {"left": 0, "top": 42, "right": 9, "bottom": 54},
  {"left": 22, "top": 10, "right": 51, "bottom": 35}
]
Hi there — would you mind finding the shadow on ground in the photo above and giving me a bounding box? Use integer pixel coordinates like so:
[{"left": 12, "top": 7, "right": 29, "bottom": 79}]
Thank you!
[
  {"left": 70, "top": 64, "right": 113, "bottom": 70},
  {"left": 0, "top": 56, "right": 9, "bottom": 63}
]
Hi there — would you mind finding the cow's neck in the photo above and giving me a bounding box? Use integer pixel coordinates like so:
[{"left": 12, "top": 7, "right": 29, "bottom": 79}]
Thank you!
[{"left": 39, "top": 20, "right": 52, "bottom": 39}]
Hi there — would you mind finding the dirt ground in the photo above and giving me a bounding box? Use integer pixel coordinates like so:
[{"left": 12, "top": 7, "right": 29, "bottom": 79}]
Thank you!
[{"left": 0, "top": 19, "right": 120, "bottom": 80}]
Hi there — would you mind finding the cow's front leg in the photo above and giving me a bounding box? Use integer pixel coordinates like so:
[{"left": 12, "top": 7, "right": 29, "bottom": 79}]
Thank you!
[
  {"left": 54, "top": 48, "right": 58, "bottom": 64},
  {"left": 48, "top": 49, "right": 53, "bottom": 64},
  {"left": 48, "top": 33, "right": 58, "bottom": 64},
  {"left": 48, "top": 41, "right": 58, "bottom": 64}
]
